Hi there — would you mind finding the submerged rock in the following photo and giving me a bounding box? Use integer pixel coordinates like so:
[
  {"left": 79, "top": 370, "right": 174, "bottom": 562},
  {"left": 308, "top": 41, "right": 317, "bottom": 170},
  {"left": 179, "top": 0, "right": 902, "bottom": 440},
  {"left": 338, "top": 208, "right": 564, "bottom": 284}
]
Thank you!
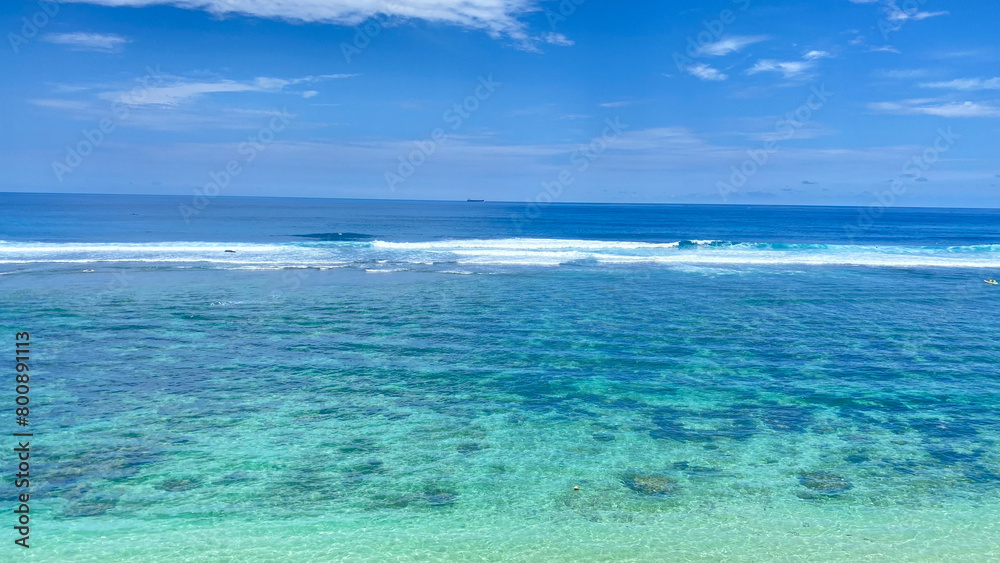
[
  {"left": 845, "top": 453, "right": 870, "bottom": 464},
  {"left": 338, "top": 438, "right": 378, "bottom": 454},
  {"left": 212, "top": 472, "right": 253, "bottom": 486},
  {"left": 342, "top": 459, "right": 384, "bottom": 481},
  {"left": 373, "top": 486, "right": 460, "bottom": 509},
  {"left": 63, "top": 498, "right": 117, "bottom": 517},
  {"left": 908, "top": 418, "right": 977, "bottom": 440},
  {"left": 157, "top": 477, "right": 201, "bottom": 492},
  {"left": 622, "top": 473, "right": 678, "bottom": 496},
  {"left": 964, "top": 465, "right": 1000, "bottom": 484},
  {"left": 456, "top": 442, "right": 482, "bottom": 455},
  {"left": 650, "top": 411, "right": 757, "bottom": 443},
  {"left": 422, "top": 487, "right": 459, "bottom": 506},
  {"left": 927, "top": 448, "right": 982, "bottom": 465},
  {"left": 798, "top": 471, "right": 852, "bottom": 495},
  {"left": 759, "top": 405, "right": 814, "bottom": 433}
]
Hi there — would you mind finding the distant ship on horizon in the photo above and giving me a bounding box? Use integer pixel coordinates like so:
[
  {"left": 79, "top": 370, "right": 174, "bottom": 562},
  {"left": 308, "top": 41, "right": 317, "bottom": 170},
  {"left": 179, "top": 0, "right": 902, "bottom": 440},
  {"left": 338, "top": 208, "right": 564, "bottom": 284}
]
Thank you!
[{"left": 467, "top": 199, "right": 485, "bottom": 202}]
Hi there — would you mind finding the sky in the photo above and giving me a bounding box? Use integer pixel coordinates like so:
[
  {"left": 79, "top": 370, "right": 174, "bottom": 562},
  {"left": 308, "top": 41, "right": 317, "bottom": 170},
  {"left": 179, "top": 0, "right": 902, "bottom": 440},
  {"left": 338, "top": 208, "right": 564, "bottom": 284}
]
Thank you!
[{"left": 1, "top": 0, "right": 998, "bottom": 206}]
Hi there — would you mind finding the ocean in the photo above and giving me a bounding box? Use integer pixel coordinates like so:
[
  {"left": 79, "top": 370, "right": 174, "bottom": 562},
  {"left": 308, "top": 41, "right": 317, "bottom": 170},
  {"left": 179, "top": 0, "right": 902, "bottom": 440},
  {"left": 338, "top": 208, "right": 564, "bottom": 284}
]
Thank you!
[{"left": 2, "top": 192, "right": 999, "bottom": 561}]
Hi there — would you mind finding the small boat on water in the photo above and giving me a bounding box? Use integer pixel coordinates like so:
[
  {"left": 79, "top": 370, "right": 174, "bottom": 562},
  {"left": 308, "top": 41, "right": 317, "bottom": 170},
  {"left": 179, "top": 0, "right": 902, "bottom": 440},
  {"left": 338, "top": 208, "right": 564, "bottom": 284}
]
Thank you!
[
  {"left": 467, "top": 199, "right": 485, "bottom": 202},
  {"left": 986, "top": 279, "right": 998, "bottom": 285}
]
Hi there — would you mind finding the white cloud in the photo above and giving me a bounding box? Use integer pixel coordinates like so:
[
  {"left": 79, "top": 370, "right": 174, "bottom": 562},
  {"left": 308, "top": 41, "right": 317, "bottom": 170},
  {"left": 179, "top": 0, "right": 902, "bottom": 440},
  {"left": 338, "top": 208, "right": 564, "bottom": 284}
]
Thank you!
[
  {"left": 694, "top": 35, "right": 768, "bottom": 57},
  {"left": 849, "top": 1, "right": 949, "bottom": 39},
  {"left": 599, "top": 101, "right": 634, "bottom": 108},
  {"left": 869, "top": 99, "right": 1000, "bottom": 118},
  {"left": 27, "top": 97, "right": 312, "bottom": 131},
  {"left": 803, "top": 50, "right": 832, "bottom": 60},
  {"left": 98, "top": 73, "right": 355, "bottom": 106},
  {"left": 59, "top": 0, "right": 534, "bottom": 39},
  {"left": 920, "top": 77, "right": 1000, "bottom": 91},
  {"left": 875, "top": 0, "right": 948, "bottom": 36},
  {"left": 302, "top": 90, "right": 319, "bottom": 98},
  {"left": 746, "top": 59, "right": 814, "bottom": 79},
  {"left": 867, "top": 45, "right": 900, "bottom": 53},
  {"left": 543, "top": 33, "right": 574, "bottom": 47},
  {"left": 875, "top": 68, "right": 928, "bottom": 79},
  {"left": 685, "top": 63, "right": 727, "bottom": 81},
  {"left": 929, "top": 49, "right": 987, "bottom": 60},
  {"left": 60, "top": 127, "right": 991, "bottom": 203},
  {"left": 884, "top": 2, "right": 948, "bottom": 22},
  {"left": 28, "top": 99, "right": 93, "bottom": 111},
  {"left": 41, "top": 32, "right": 130, "bottom": 52},
  {"left": 749, "top": 124, "right": 837, "bottom": 142}
]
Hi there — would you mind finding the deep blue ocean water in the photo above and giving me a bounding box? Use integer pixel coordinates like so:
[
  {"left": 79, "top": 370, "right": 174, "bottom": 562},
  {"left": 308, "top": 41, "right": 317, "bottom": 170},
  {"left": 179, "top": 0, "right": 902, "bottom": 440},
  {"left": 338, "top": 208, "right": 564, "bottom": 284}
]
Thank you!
[{"left": 1, "top": 193, "right": 999, "bottom": 561}]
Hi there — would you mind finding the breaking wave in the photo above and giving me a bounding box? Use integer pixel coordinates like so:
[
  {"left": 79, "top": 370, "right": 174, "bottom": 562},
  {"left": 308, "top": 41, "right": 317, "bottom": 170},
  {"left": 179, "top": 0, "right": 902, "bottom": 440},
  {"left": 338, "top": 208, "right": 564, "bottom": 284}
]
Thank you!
[{"left": 1, "top": 239, "right": 999, "bottom": 271}]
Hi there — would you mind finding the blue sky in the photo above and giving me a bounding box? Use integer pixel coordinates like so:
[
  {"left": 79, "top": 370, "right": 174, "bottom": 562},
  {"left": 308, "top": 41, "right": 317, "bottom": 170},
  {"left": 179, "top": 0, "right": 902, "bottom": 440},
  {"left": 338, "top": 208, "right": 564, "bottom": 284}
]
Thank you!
[{"left": 2, "top": 0, "right": 998, "bottom": 206}]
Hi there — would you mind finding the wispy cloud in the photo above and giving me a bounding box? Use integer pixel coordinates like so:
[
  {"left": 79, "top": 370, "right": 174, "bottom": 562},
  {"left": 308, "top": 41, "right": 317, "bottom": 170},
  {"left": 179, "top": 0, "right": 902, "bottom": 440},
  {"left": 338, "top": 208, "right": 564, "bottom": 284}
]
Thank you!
[
  {"left": 27, "top": 99, "right": 93, "bottom": 111},
  {"left": 26, "top": 98, "right": 312, "bottom": 131},
  {"left": 98, "top": 73, "right": 355, "bottom": 106},
  {"left": 746, "top": 60, "right": 814, "bottom": 79},
  {"left": 929, "top": 49, "right": 989, "bottom": 60},
  {"left": 64, "top": 128, "right": 984, "bottom": 203},
  {"left": 920, "top": 77, "right": 1000, "bottom": 91},
  {"left": 748, "top": 124, "right": 837, "bottom": 142},
  {"left": 41, "top": 32, "right": 130, "bottom": 53},
  {"left": 599, "top": 101, "right": 635, "bottom": 108},
  {"left": 883, "top": 1, "right": 948, "bottom": 22},
  {"left": 803, "top": 50, "right": 832, "bottom": 60},
  {"left": 867, "top": 45, "right": 900, "bottom": 54},
  {"left": 59, "top": 0, "right": 535, "bottom": 40},
  {"left": 543, "top": 33, "right": 574, "bottom": 47},
  {"left": 875, "top": 68, "right": 928, "bottom": 79},
  {"left": 869, "top": 99, "right": 1000, "bottom": 118},
  {"left": 685, "top": 63, "right": 727, "bottom": 81},
  {"left": 694, "top": 35, "right": 768, "bottom": 57}
]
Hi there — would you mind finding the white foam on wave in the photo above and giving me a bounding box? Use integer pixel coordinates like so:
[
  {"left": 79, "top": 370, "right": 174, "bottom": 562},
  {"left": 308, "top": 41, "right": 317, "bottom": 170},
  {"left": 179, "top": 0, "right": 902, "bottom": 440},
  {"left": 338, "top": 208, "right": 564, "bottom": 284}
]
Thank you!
[
  {"left": 0, "top": 241, "right": 328, "bottom": 267},
  {"left": 599, "top": 253, "right": 1000, "bottom": 268},
  {"left": 371, "top": 238, "right": 692, "bottom": 251},
  {"left": 377, "top": 238, "right": 1000, "bottom": 268},
  {"left": 1, "top": 238, "right": 998, "bottom": 270},
  {"left": 0, "top": 242, "right": 287, "bottom": 253}
]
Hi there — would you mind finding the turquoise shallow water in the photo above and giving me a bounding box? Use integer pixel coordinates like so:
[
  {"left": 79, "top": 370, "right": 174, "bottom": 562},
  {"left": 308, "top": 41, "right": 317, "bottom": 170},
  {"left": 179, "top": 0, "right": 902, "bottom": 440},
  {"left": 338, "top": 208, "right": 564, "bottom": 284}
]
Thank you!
[
  {"left": 3, "top": 266, "right": 1000, "bottom": 561},
  {"left": 1, "top": 195, "right": 1000, "bottom": 560}
]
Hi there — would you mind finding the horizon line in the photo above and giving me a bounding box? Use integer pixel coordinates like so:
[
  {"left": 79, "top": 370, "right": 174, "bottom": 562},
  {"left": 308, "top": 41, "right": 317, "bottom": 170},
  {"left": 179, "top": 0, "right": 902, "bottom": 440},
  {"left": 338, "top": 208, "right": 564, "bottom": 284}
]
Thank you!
[{"left": 1, "top": 190, "right": 999, "bottom": 212}]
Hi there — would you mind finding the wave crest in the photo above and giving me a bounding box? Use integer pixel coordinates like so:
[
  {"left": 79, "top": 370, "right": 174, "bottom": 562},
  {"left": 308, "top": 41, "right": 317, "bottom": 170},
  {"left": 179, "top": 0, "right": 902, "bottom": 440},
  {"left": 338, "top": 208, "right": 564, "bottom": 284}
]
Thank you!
[{"left": 1, "top": 238, "right": 998, "bottom": 270}]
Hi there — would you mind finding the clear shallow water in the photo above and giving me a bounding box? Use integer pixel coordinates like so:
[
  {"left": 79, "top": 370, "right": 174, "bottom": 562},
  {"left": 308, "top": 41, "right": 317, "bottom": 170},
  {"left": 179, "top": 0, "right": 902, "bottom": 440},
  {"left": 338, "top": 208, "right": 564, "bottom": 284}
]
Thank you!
[{"left": 1, "top": 194, "right": 999, "bottom": 561}]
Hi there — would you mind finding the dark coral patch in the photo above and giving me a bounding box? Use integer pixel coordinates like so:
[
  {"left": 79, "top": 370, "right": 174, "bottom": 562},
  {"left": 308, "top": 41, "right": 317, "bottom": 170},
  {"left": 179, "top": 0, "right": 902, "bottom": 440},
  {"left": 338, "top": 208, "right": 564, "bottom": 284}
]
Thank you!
[
  {"left": 909, "top": 418, "right": 977, "bottom": 440},
  {"left": 457, "top": 442, "right": 483, "bottom": 455},
  {"left": 798, "top": 471, "right": 852, "bottom": 496},
  {"left": 622, "top": 473, "right": 679, "bottom": 496},
  {"left": 759, "top": 405, "right": 814, "bottom": 433},
  {"left": 157, "top": 477, "right": 201, "bottom": 492},
  {"left": 926, "top": 448, "right": 982, "bottom": 465},
  {"left": 650, "top": 410, "right": 757, "bottom": 443},
  {"left": 63, "top": 498, "right": 117, "bottom": 517},
  {"left": 422, "top": 487, "right": 460, "bottom": 506}
]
